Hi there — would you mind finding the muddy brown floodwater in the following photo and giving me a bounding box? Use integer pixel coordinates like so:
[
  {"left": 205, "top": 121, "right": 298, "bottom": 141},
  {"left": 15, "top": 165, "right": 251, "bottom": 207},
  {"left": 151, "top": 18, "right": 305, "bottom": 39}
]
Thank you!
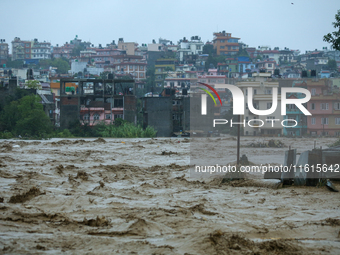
[{"left": 0, "top": 137, "right": 339, "bottom": 254}]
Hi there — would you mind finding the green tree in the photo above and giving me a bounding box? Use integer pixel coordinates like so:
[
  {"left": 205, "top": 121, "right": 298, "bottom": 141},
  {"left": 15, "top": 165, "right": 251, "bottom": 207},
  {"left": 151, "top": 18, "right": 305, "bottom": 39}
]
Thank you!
[
  {"left": 71, "top": 45, "right": 86, "bottom": 57},
  {"left": 5, "top": 59, "right": 23, "bottom": 68},
  {"left": 203, "top": 44, "right": 215, "bottom": 55},
  {"left": 0, "top": 100, "right": 19, "bottom": 132},
  {"left": 323, "top": 10, "right": 340, "bottom": 51},
  {"left": 39, "top": 58, "right": 70, "bottom": 74},
  {"left": 237, "top": 48, "right": 249, "bottom": 57},
  {"left": 205, "top": 55, "right": 226, "bottom": 71},
  {"left": 0, "top": 95, "right": 52, "bottom": 136},
  {"left": 25, "top": 80, "right": 41, "bottom": 89},
  {"left": 53, "top": 58, "right": 70, "bottom": 74},
  {"left": 327, "top": 59, "right": 337, "bottom": 70},
  {"left": 100, "top": 71, "right": 114, "bottom": 79}
]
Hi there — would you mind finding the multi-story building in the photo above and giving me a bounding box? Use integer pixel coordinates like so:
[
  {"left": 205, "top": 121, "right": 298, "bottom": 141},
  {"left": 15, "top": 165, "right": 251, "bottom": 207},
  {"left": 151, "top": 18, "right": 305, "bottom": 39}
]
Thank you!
[
  {"left": 306, "top": 79, "right": 340, "bottom": 136},
  {"left": 0, "top": 39, "right": 9, "bottom": 65},
  {"left": 259, "top": 49, "right": 280, "bottom": 63},
  {"left": 74, "top": 47, "right": 147, "bottom": 81},
  {"left": 109, "top": 61, "right": 147, "bottom": 80},
  {"left": 212, "top": 31, "right": 240, "bottom": 56},
  {"left": 52, "top": 36, "right": 91, "bottom": 59},
  {"left": 155, "top": 58, "right": 176, "bottom": 86},
  {"left": 11, "top": 37, "right": 51, "bottom": 61},
  {"left": 31, "top": 39, "right": 51, "bottom": 60},
  {"left": 142, "top": 95, "right": 190, "bottom": 136},
  {"left": 177, "top": 36, "right": 204, "bottom": 63},
  {"left": 117, "top": 38, "right": 136, "bottom": 55},
  {"left": 198, "top": 69, "right": 226, "bottom": 85},
  {"left": 282, "top": 81, "right": 308, "bottom": 136},
  {"left": 238, "top": 73, "right": 283, "bottom": 136},
  {"left": 52, "top": 43, "right": 75, "bottom": 59},
  {"left": 12, "top": 37, "right": 30, "bottom": 60},
  {"left": 59, "top": 78, "right": 137, "bottom": 129},
  {"left": 279, "top": 48, "right": 296, "bottom": 64},
  {"left": 148, "top": 42, "right": 164, "bottom": 52},
  {"left": 255, "top": 59, "right": 277, "bottom": 74}
]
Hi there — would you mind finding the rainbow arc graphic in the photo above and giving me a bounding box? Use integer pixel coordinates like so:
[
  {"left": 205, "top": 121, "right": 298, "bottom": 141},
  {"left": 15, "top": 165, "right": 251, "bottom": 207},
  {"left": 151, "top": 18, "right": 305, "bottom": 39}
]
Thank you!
[{"left": 198, "top": 82, "right": 222, "bottom": 106}]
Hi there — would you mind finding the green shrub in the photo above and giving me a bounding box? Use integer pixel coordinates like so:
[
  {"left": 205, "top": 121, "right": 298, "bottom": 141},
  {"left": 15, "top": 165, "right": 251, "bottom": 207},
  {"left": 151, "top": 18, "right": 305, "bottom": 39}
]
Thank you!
[
  {"left": 55, "top": 129, "right": 74, "bottom": 138},
  {"left": 97, "top": 122, "right": 156, "bottom": 138},
  {"left": 0, "top": 131, "right": 13, "bottom": 139}
]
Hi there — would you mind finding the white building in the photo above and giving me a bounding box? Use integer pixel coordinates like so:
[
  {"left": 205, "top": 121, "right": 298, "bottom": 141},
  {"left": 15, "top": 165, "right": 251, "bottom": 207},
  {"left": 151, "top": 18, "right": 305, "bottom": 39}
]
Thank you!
[
  {"left": 147, "top": 43, "right": 163, "bottom": 52},
  {"left": 237, "top": 73, "right": 283, "bottom": 136},
  {"left": 178, "top": 36, "right": 204, "bottom": 62},
  {"left": 31, "top": 40, "right": 51, "bottom": 60},
  {"left": 71, "top": 61, "right": 104, "bottom": 76}
]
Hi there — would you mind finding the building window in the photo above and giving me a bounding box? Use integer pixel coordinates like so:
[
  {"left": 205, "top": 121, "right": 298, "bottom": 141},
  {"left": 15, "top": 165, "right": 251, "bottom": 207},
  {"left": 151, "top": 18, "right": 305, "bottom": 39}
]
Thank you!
[
  {"left": 220, "top": 40, "right": 225, "bottom": 43},
  {"left": 140, "top": 66, "right": 144, "bottom": 71},
  {"left": 335, "top": 118, "right": 340, "bottom": 125},
  {"left": 172, "top": 114, "right": 180, "bottom": 120},
  {"left": 228, "top": 39, "right": 238, "bottom": 43},
  {"left": 321, "top": 103, "right": 329, "bottom": 110},
  {"left": 106, "top": 114, "right": 111, "bottom": 120},
  {"left": 114, "top": 114, "right": 123, "bottom": 119},
  {"left": 140, "top": 73, "right": 144, "bottom": 78},
  {"left": 94, "top": 113, "right": 100, "bottom": 120},
  {"left": 254, "top": 89, "right": 257, "bottom": 95},
  {"left": 311, "top": 88, "right": 316, "bottom": 96},
  {"left": 266, "top": 116, "right": 276, "bottom": 122},
  {"left": 267, "top": 102, "right": 272, "bottom": 109},
  {"left": 83, "top": 114, "right": 90, "bottom": 120},
  {"left": 311, "top": 118, "right": 316, "bottom": 125},
  {"left": 265, "top": 89, "right": 272, "bottom": 94},
  {"left": 321, "top": 118, "right": 328, "bottom": 125},
  {"left": 311, "top": 103, "right": 315, "bottom": 110},
  {"left": 220, "top": 46, "right": 225, "bottom": 49},
  {"left": 334, "top": 102, "right": 340, "bottom": 110},
  {"left": 129, "top": 65, "right": 133, "bottom": 70},
  {"left": 114, "top": 99, "right": 123, "bottom": 107},
  {"left": 268, "top": 64, "right": 272, "bottom": 67}
]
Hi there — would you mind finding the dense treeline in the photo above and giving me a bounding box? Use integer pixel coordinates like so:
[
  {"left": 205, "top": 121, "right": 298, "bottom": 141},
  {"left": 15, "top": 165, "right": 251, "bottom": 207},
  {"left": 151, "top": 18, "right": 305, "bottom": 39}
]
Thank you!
[{"left": 0, "top": 91, "right": 157, "bottom": 139}]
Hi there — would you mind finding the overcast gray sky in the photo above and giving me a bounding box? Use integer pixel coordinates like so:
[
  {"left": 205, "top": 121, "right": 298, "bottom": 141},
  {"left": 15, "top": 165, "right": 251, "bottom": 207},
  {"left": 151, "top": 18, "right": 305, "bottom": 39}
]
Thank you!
[{"left": 1, "top": 0, "right": 338, "bottom": 53}]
